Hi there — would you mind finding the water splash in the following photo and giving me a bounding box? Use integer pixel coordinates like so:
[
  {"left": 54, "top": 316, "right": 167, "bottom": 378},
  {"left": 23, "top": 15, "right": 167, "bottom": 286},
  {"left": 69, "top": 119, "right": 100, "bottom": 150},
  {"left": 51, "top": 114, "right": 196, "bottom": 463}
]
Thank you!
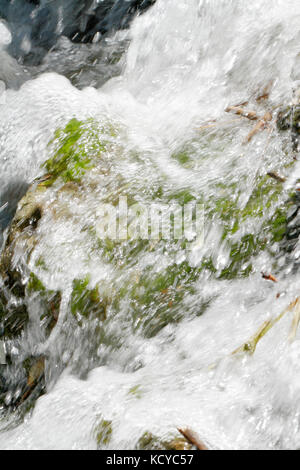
[{"left": 1, "top": 0, "right": 300, "bottom": 450}]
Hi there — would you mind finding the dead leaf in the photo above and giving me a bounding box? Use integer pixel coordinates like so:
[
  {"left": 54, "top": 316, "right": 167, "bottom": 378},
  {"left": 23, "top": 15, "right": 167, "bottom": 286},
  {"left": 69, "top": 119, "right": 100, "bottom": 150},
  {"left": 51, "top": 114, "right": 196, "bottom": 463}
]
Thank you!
[{"left": 27, "top": 357, "right": 45, "bottom": 387}]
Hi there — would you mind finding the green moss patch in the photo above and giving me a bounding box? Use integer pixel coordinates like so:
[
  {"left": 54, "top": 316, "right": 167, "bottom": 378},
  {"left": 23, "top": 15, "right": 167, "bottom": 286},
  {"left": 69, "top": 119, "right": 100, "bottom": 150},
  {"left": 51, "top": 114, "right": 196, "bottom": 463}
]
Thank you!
[
  {"left": 71, "top": 277, "right": 108, "bottom": 321},
  {"left": 43, "top": 118, "right": 117, "bottom": 186},
  {"left": 94, "top": 419, "right": 113, "bottom": 447},
  {"left": 136, "top": 431, "right": 192, "bottom": 451}
]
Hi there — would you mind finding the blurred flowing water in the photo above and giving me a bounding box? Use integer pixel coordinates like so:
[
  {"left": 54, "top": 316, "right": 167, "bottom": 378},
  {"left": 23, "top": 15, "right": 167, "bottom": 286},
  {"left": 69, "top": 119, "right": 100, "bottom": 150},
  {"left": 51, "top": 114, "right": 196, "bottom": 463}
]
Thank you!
[{"left": 1, "top": 0, "right": 300, "bottom": 450}]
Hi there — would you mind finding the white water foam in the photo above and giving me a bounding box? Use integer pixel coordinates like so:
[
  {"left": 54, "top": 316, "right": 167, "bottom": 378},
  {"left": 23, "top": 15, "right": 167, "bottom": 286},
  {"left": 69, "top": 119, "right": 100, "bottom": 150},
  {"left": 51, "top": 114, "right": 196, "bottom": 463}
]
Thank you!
[{"left": 1, "top": 0, "right": 300, "bottom": 450}]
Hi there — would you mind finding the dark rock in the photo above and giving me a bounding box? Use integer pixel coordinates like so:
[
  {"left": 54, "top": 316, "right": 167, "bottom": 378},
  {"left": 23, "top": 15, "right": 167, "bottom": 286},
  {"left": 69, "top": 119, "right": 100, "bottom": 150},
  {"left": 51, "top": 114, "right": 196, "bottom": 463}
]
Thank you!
[
  {"left": 0, "top": 180, "right": 29, "bottom": 234},
  {"left": 278, "top": 191, "right": 300, "bottom": 259},
  {"left": 1, "top": 0, "right": 156, "bottom": 65},
  {"left": 277, "top": 104, "right": 300, "bottom": 151},
  {"left": 0, "top": 183, "right": 62, "bottom": 412},
  {"left": 0, "top": 49, "right": 28, "bottom": 89}
]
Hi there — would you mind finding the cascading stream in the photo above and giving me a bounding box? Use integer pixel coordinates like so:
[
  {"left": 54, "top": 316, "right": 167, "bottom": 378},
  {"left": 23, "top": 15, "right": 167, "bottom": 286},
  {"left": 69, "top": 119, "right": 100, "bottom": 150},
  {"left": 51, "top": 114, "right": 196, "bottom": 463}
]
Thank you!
[{"left": 1, "top": 0, "right": 300, "bottom": 450}]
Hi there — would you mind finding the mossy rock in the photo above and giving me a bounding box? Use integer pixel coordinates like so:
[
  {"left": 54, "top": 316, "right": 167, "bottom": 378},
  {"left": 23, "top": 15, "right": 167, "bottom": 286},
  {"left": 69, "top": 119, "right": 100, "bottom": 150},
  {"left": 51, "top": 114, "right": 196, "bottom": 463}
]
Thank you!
[
  {"left": 120, "top": 261, "right": 199, "bottom": 337},
  {"left": 128, "top": 385, "right": 143, "bottom": 399},
  {"left": 71, "top": 277, "right": 108, "bottom": 322},
  {"left": 27, "top": 273, "right": 62, "bottom": 334},
  {"left": 205, "top": 174, "right": 290, "bottom": 277},
  {"left": 0, "top": 185, "right": 42, "bottom": 338},
  {"left": 43, "top": 118, "right": 118, "bottom": 186},
  {"left": 277, "top": 105, "right": 300, "bottom": 151},
  {"left": 0, "top": 117, "right": 121, "bottom": 349},
  {"left": 135, "top": 432, "right": 192, "bottom": 451},
  {"left": 279, "top": 191, "right": 300, "bottom": 257},
  {"left": 0, "top": 182, "right": 61, "bottom": 409},
  {"left": 0, "top": 271, "right": 60, "bottom": 411},
  {"left": 277, "top": 106, "right": 293, "bottom": 131},
  {"left": 0, "top": 184, "right": 45, "bottom": 299},
  {"left": 171, "top": 127, "right": 229, "bottom": 169},
  {"left": 41, "top": 119, "right": 290, "bottom": 285},
  {"left": 0, "top": 293, "right": 28, "bottom": 340},
  {"left": 277, "top": 105, "right": 300, "bottom": 133},
  {"left": 0, "top": 355, "right": 46, "bottom": 411},
  {"left": 94, "top": 419, "right": 113, "bottom": 448},
  {"left": 0, "top": 181, "right": 61, "bottom": 340},
  {"left": 1, "top": 112, "right": 298, "bottom": 415}
]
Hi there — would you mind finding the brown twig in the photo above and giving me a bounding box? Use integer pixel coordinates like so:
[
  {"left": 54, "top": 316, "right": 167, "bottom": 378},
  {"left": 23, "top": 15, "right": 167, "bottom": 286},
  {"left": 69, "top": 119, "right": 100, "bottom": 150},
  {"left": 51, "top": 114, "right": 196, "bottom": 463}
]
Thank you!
[
  {"left": 225, "top": 106, "right": 258, "bottom": 121},
  {"left": 256, "top": 80, "right": 274, "bottom": 103},
  {"left": 289, "top": 298, "right": 300, "bottom": 343},
  {"left": 262, "top": 272, "right": 278, "bottom": 283},
  {"left": 233, "top": 100, "right": 249, "bottom": 107},
  {"left": 267, "top": 172, "right": 286, "bottom": 183},
  {"left": 244, "top": 112, "right": 273, "bottom": 143},
  {"left": 178, "top": 428, "right": 208, "bottom": 450},
  {"left": 196, "top": 118, "right": 242, "bottom": 131}
]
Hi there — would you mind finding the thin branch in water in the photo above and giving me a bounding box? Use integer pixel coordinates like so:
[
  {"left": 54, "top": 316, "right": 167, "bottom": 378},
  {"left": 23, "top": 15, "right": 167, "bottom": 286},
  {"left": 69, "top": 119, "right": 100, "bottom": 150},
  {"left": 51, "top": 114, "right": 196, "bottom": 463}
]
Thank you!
[
  {"left": 178, "top": 428, "right": 209, "bottom": 450},
  {"left": 262, "top": 272, "right": 278, "bottom": 283},
  {"left": 289, "top": 298, "right": 300, "bottom": 343},
  {"left": 244, "top": 112, "right": 272, "bottom": 143},
  {"left": 267, "top": 172, "right": 286, "bottom": 183},
  {"left": 232, "top": 320, "right": 274, "bottom": 355},
  {"left": 232, "top": 100, "right": 249, "bottom": 107},
  {"left": 225, "top": 106, "right": 258, "bottom": 121},
  {"left": 196, "top": 118, "right": 242, "bottom": 131},
  {"left": 232, "top": 297, "right": 299, "bottom": 355},
  {"left": 256, "top": 80, "right": 274, "bottom": 103}
]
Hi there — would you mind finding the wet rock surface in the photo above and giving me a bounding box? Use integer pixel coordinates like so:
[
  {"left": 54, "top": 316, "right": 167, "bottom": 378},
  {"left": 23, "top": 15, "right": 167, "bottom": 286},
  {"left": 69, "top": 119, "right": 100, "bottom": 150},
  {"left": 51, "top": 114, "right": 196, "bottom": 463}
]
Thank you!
[
  {"left": 0, "top": 1, "right": 156, "bottom": 90},
  {"left": 0, "top": 180, "right": 29, "bottom": 238},
  {"left": 276, "top": 102, "right": 300, "bottom": 258},
  {"left": 0, "top": 181, "right": 61, "bottom": 410},
  {"left": 277, "top": 104, "right": 300, "bottom": 152},
  {"left": 1, "top": 0, "right": 156, "bottom": 65},
  {"left": 0, "top": 96, "right": 300, "bottom": 441},
  {"left": 0, "top": 113, "right": 296, "bottom": 414}
]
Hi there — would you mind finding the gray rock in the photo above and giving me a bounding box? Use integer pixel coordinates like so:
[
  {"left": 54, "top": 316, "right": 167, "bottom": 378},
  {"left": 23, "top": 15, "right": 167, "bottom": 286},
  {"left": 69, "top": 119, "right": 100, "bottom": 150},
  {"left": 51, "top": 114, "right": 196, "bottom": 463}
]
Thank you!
[{"left": 0, "top": 49, "right": 27, "bottom": 89}]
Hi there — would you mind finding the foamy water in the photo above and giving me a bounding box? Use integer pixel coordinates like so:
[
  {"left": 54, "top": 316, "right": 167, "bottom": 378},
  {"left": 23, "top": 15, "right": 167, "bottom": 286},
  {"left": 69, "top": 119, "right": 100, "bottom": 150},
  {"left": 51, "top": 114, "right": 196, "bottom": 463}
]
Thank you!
[{"left": 1, "top": 0, "right": 300, "bottom": 450}]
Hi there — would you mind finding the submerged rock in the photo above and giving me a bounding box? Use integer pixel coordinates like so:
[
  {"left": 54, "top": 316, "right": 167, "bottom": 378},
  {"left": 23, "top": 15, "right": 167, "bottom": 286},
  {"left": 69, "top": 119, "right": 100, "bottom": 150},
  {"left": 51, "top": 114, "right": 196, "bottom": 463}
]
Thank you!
[
  {"left": 135, "top": 431, "right": 192, "bottom": 451},
  {"left": 0, "top": 113, "right": 297, "bottom": 414},
  {"left": 277, "top": 104, "right": 300, "bottom": 151},
  {"left": 0, "top": 117, "right": 125, "bottom": 409},
  {"left": 0, "top": 180, "right": 30, "bottom": 249},
  {"left": 0, "top": 182, "right": 61, "bottom": 409},
  {"left": 0, "top": 49, "right": 28, "bottom": 89},
  {"left": 1, "top": 0, "right": 156, "bottom": 65},
  {"left": 94, "top": 419, "right": 113, "bottom": 448}
]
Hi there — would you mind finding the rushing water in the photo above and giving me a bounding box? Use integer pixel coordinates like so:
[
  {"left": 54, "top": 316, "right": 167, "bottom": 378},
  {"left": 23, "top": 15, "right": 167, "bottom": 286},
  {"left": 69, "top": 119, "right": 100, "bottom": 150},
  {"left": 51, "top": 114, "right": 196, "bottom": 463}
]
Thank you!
[{"left": 1, "top": 0, "right": 300, "bottom": 450}]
